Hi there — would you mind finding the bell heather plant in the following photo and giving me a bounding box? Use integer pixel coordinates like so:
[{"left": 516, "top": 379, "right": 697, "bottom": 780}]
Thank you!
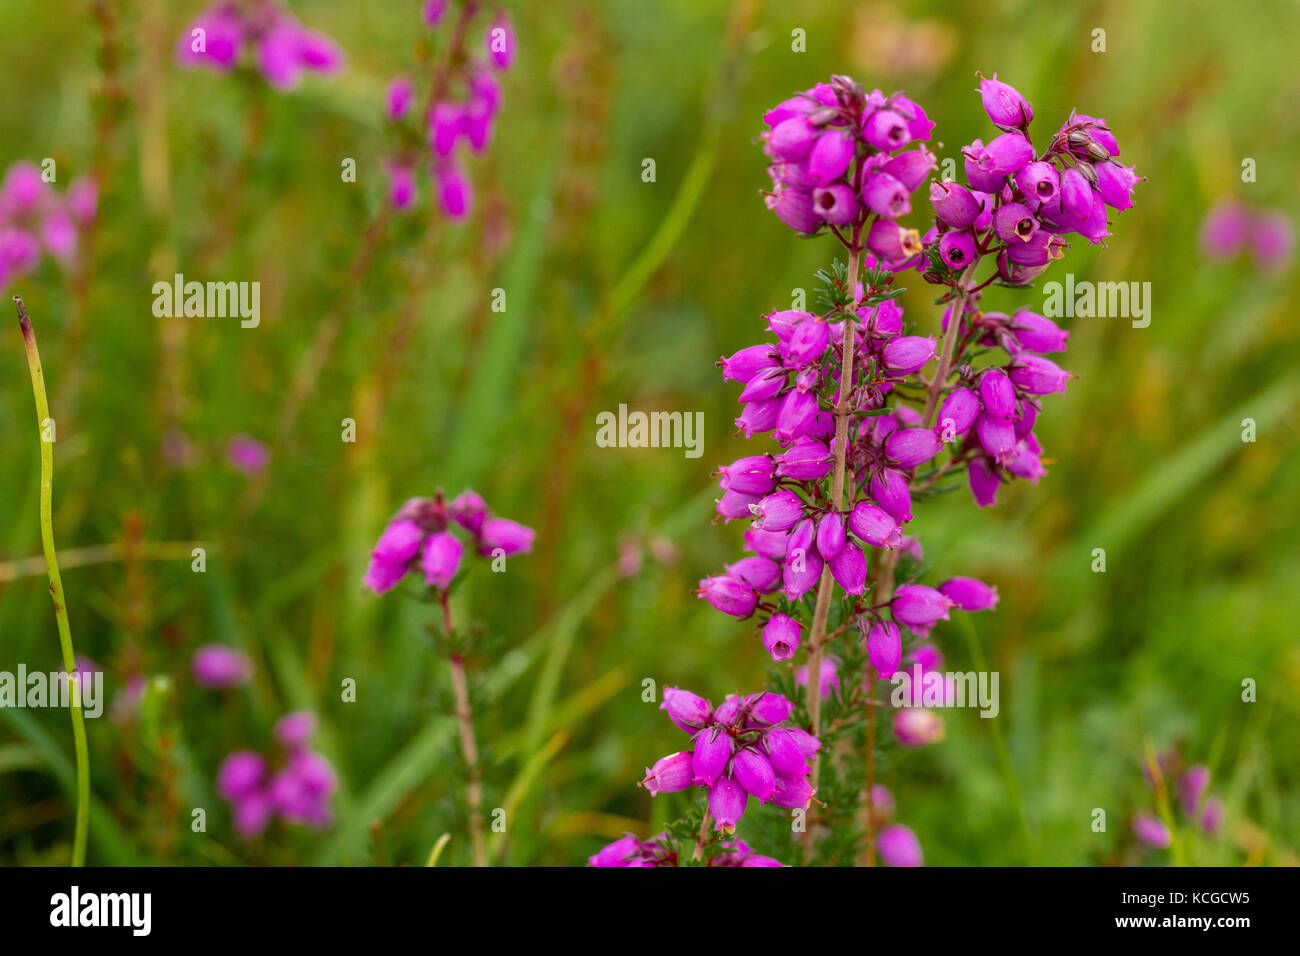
[
  {"left": 595, "top": 72, "right": 1141, "bottom": 866},
  {"left": 364, "top": 489, "right": 534, "bottom": 866}
]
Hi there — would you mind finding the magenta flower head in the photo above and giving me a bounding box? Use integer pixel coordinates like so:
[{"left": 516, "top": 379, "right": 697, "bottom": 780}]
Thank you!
[
  {"left": 893, "top": 708, "right": 944, "bottom": 747},
  {"left": 1133, "top": 813, "right": 1172, "bottom": 850},
  {"left": 1178, "top": 765, "right": 1210, "bottom": 817},
  {"left": 936, "top": 387, "right": 980, "bottom": 438},
  {"left": 226, "top": 434, "right": 269, "bottom": 475},
  {"left": 1200, "top": 796, "right": 1224, "bottom": 835},
  {"left": 763, "top": 613, "right": 803, "bottom": 662},
  {"left": 776, "top": 440, "right": 832, "bottom": 481},
  {"left": 639, "top": 752, "right": 694, "bottom": 796},
  {"left": 192, "top": 644, "right": 252, "bottom": 689},
  {"left": 697, "top": 575, "right": 757, "bottom": 619},
  {"left": 274, "top": 711, "right": 317, "bottom": 749},
  {"left": 862, "top": 172, "right": 912, "bottom": 219},
  {"left": 977, "top": 73, "right": 1032, "bottom": 129},
  {"left": 660, "top": 686, "right": 713, "bottom": 732},
  {"left": 861, "top": 109, "right": 912, "bottom": 151},
  {"left": 423, "top": 0, "right": 447, "bottom": 27},
  {"left": 812, "top": 184, "right": 859, "bottom": 225},
  {"left": 866, "top": 620, "right": 902, "bottom": 678},
  {"left": 877, "top": 824, "right": 924, "bottom": 867},
  {"left": 938, "top": 577, "right": 999, "bottom": 612},
  {"left": 766, "top": 187, "right": 820, "bottom": 234},
  {"left": 217, "top": 751, "right": 267, "bottom": 801},
  {"left": 830, "top": 543, "right": 867, "bottom": 595},
  {"left": 386, "top": 76, "right": 414, "bottom": 121},
  {"left": 1009, "top": 311, "right": 1068, "bottom": 354},
  {"left": 808, "top": 129, "right": 855, "bottom": 186},
  {"left": 891, "top": 584, "right": 955, "bottom": 631}
]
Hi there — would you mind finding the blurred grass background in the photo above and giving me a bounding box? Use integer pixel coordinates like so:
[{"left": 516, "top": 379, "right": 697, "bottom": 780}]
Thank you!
[{"left": 1, "top": 0, "right": 1297, "bottom": 865}]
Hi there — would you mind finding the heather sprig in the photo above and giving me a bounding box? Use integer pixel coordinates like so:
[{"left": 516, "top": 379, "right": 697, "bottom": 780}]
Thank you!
[
  {"left": 619, "top": 72, "right": 1141, "bottom": 866},
  {"left": 363, "top": 488, "right": 534, "bottom": 866},
  {"left": 384, "top": 3, "right": 515, "bottom": 220}
]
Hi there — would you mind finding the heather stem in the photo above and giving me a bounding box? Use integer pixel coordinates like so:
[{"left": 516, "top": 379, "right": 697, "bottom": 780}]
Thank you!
[
  {"left": 693, "top": 808, "right": 712, "bottom": 862},
  {"left": 805, "top": 240, "right": 864, "bottom": 751},
  {"left": 441, "top": 592, "right": 487, "bottom": 867},
  {"left": 13, "top": 296, "right": 90, "bottom": 867}
]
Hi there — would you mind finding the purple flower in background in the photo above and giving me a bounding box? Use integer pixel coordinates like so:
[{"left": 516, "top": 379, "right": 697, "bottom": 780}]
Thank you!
[
  {"left": 192, "top": 644, "right": 252, "bottom": 689},
  {"left": 226, "top": 434, "right": 270, "bottom": 475},
  {"left": 218, "top": 712, "right": 336, "bottom": 838},
  {"left": 364, "top": 490, "right": 534, "bottom": 595},
  {"left": 0, "top": 161, "right": 88, "bottom": 286},
  {"left": 177, "top": 2, "right": 344, "bottom": 89},
  {"left": 1133, "top": 813, "right": 1172, "bottom": 850},
  {"left": 877, "top": 824, "right": 924, "bottom": 866}
]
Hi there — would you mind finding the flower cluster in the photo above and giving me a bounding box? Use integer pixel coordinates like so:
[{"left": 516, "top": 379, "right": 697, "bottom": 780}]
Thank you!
[
  {"left": 217, "top": 712, "right": 338, "bottom": 839},
  {"left": 588, "top": 833, "right": 783, "bottom": 867},
  {"left": 191, "top": 644, "right": 252, "bottom": 689},
  {"left": 928, "top": 74, "right": 1142, "bottom": 284},
  {"left": 1199, "top": 199, "right": 1292, "bottom": 271},
  {"left": 639, "top": 686, "right": 822, "bottom": 833},
  {"left": 760, "top": 75, "right": 936, "bottom": 264},
  {"left": 385, "top": 6, "right": 515, "bottom": 221},
  {"left": 0, "top": 162, "right": 95, "bottom": 289},
  {"left": 363, "top": 490, "right": 534, "bottom": 594},
  {"left": 177, "top": 1, "right": 344, "bottom": 90},
  {"left": 1133, "top": 751, "right": 1224, "bottom": 850}
]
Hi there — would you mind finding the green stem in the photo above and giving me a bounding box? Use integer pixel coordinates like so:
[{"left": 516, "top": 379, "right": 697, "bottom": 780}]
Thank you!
[{"left": 14, "top": 296, "right": 90, "bottom": 867}]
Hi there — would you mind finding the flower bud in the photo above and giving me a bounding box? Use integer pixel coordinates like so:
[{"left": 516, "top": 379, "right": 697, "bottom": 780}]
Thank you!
[
  {"left": 893, "top": 708, "right": 944, "bottom": 747},
  {"left": 878, "top": 823, "right": 924, "bottom": 866},
  {"left": 1008, "top": 353, "right": 1070, "bottom": 395},
  {"left": 754, "top": 490, "right": 804, "bottom": 532},
  {"left": 479, "top": 517, "right": 535, "bottom": 556},
  {"left": 770, "top": 772, "right": 816, "bottom": 810},
  {"left": 768, "top": 116, "right": 817, "bottom": 161},
  {"left": 708, "top": 776, "right": 749, "bottom": 832},
  {"left": 692, "top": 726, "right": 733, "bottom": 786},
  {"left": 782, "top": 318, "right": 831, "bottom": 367},
  {"left": 697, "top": 575, "right": 758, "bottom": 618},
  {"left": 979, "top": 368, "right": 1016, "bottom": 419},
  {"left": 866, "top": 620, "right": 902, "bottom": 678},
  {"left": 830, "top": 542, "right": 867, "bottom": 594},
  {"left": 775, "top": 440, "right": 832, "bottom": 480},
  {"left": 422, "top": 531, "right": 463, "bottom": 589},
  {"left": 891, "top": 584, "right": 955, "bottom": 630},
  {"left": 848, "top": 501, "right": 902, "bottom": 549},
  {"left": 869, "top": 468, "right": 913, "bottom": 524},
  {"left": 881, "top": 335, "right": 938, "bottom": 374},
  {"left": 1059, "top": 168, "right": 1094, "bottom": 221},
  {"left": 763, "top": 729, "right": 809, "bottom": 777},
  {"left": 939, "top": 576, "right": 999, "bottom": 611},
  {"left": 886, "top": 427, "right": 941, "bottom": 469},
  {"left": 725, "top": 556, "right": 781, "bottom": 593},
  {"left": 816, "top": 511, "right": 846, "bottom": 561},
  {"left": 640, "top": 752, "right": 694, "bottom": 795},
  {"left": 718, "top": 455, "right": 777, "bottom": 496},
  {"left": 883, "top": 147, "right": 937, "bottom": 190},
  {"left": 1009, "top": 311, "right": 1068, "bottom": 353},
  {"left": 661, "top": 686, "right": 713, "bottom": 731},
  {"left": 808, "top": 129, "right": 855, "bottom": 186},
  {"left": 930, "top": 181, "right": 981, "bottom": 228},
  {"left": 1133, "top": 813, "right": 1171, "bottom": 849},
  {"left": 978, "top": 73, "right": 1033, "bottom": 129},
  {"left": 937, "top": 387, "right": 980, "bottom": 437},
  {"left": 765, "top": 187, "right": 820, "bottom": 233},
  {"left": 975, "top": 412, "right": 1016, "bottom": 461},
  {"left": 731, "top": 748, "right": 776, "bottom": 803},
  {"left": 720, "top": 344, "right": 780, "bottom": 383}
]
